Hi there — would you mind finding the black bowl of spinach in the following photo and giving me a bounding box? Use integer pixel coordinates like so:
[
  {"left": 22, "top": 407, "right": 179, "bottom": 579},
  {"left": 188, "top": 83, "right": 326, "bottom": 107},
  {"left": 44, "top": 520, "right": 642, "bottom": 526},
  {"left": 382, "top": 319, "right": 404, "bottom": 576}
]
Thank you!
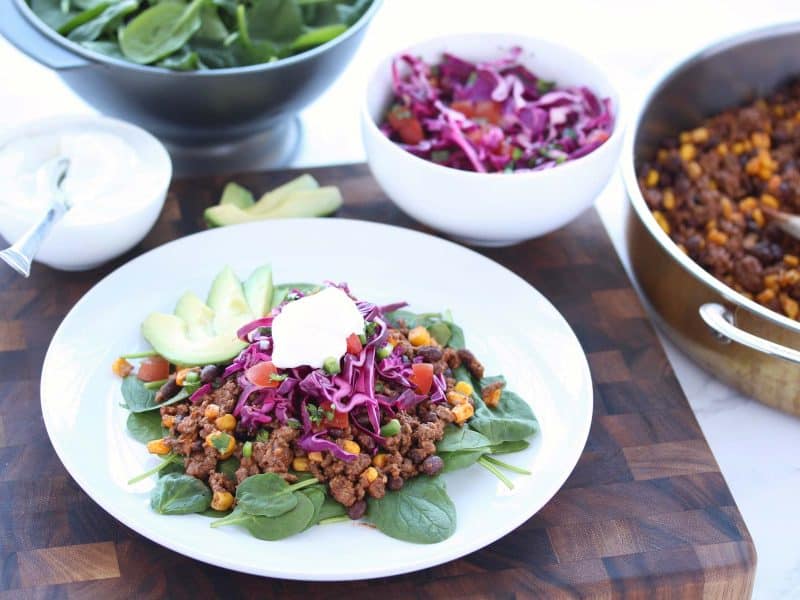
[{"left": 1, "top": 0, "right": 381, "bottom": 146}]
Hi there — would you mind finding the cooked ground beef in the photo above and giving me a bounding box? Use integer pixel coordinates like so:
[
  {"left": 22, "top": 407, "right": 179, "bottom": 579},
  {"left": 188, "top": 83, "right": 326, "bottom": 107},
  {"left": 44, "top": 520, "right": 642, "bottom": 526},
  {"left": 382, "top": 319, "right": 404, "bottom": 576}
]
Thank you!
[{"left": 639, "top": 80, "right": 800, "bottom": 319}]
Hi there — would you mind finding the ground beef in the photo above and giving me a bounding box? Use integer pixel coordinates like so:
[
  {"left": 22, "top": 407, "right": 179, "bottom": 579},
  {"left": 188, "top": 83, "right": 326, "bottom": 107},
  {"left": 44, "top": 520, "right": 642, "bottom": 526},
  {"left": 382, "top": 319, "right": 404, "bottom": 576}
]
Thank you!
[
  {"left": 185, "top": 446, "right": 217, "bottom": 480},
  {"left": 456, "top": 348, "right": 485, "bottom": 379},
  {"left": 253, "top": 426, "right": 298, "bottom": 476},
  {"left": 639, "top": 80, "right": 800, "bottom": 319},
  {"left": 208, "top": 471, "right": 234, "bottom": 494}
]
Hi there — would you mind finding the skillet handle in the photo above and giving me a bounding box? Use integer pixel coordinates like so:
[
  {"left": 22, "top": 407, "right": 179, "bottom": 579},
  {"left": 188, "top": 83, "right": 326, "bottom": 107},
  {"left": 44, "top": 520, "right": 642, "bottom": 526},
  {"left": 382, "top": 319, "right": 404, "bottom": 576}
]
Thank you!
[
  {"left": 699, "top": 302, "right": 800, "bottom": 364},
  {"left": 0, "top": 0, "right": 90, "bottom": 70}
]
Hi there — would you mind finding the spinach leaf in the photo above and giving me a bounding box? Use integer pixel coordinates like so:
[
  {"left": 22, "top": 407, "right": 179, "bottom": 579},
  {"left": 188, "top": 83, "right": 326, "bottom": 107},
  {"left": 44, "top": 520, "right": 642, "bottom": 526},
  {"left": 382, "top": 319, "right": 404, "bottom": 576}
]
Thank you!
[
  {"left": 301, "top": 486, "right": 326, "bottom": 530},
  {"left": 384, "top": 310, "right": 465, "bottom": 349},
  {"left": 211, "top": 493, "right": 315, "bottom": 540},
  {"left": 439, "top": 448, "right": 486, "bottom": 472},
  {"left": 470, "top": 387, "right": 539, "bottom": 445},
  {"left": 437, "top": 424, "right": 492, "bottom": 453},
  {"left": 31, "top": 0, "right": 77, "bottom": 29},
  {"left": 121, "top": 376, "right": 189, "bottom": 413},
  {"left": 80, "top": 39, "right": 126, "bottom": 59},
  {"left": 158, "top": 460, "right": 186, "bottom": 478},
  {"left": 270, "top": 282, "right": 320, "bottom": 308},
  {"left": 490, "top": 440, "right": 531, "bottom": 455},
  {"left": 200, "top": 508, "right": 230, "bottom": 518},
  {"left": 446, "top": 321, "right": 465, "bottom": 349},
  {"left": 126, "top": 410, "right": 165, "bottom": 444},
  {"left": 196, "top": 4, "right": 229, "bottom": 41},
  {"left": 288, "top": 23, "right": 346, "bottom": 52},
  {"left": 317, "top": 495, "right": 347, "bottom": 521},
  {"left": 67, "top": 0, "right": 138, "bottom": 42},
  {"left": 247, "top": 0, "right": 303, "bottom": 44},
  {"left": 217, "top": 457, "right": 240, "bottom": 482},
  {"left": 119, "top": 0, "right": 204, "bottom": 64},
  {"left": 427, "top": 321, "right": 451, "bottom": 346},
  {"left": 150, "top": 473, "right": 211, "bottom": 515},
  {"left": 57, "top": 1, "right": 109, "bottom": 35},
  {"left": 157, "top": 48, "right": 203, "bottom": 71},
  {"left": 235, "top": 473, "right": 298, "bottom": 517},
  {"left": 366, "top": 477, "right": 456, "bottom": 544},
  {"left": 336, "top": 0, "right": 371, "bottom": 25}
]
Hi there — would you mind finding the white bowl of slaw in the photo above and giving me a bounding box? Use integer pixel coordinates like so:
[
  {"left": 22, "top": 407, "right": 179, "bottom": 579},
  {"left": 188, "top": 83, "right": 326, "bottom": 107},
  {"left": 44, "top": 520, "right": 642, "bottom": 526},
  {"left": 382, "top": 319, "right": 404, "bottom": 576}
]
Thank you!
[
  {"left": 0, "top": 115, "right": 171, "bottom": 271},
  {"left": 361, "top": 32, "right": 624, "bottom": 247}
]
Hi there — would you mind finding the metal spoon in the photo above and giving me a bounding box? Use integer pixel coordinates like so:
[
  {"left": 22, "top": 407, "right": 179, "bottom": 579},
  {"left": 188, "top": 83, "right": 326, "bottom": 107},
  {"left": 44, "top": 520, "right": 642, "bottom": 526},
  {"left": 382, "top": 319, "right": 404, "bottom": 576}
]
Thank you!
[
  {"left": 762, "top": 206, "right": 800, "bottom": 241},
  {"left": 0, "top": 158, "right": 71, "bottom": 277}
]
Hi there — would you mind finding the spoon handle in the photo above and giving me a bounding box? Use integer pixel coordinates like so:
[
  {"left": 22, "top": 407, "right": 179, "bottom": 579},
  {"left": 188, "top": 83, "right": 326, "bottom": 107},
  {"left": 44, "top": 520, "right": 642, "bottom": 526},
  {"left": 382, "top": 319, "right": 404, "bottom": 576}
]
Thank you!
[{"left": 0, "top": 202, "right": 67, "bottom": 277}]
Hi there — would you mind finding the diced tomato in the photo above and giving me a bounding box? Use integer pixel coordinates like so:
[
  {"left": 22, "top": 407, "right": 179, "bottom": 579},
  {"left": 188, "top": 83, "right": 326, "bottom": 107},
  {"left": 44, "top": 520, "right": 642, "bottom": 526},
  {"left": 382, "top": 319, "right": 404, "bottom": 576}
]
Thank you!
[
  {"left": 410, "top": 362, "right": 434, "bottom": 395},
  {"left": 450, "top": 100, "right": 503, "bottom": 125},
  {"left": 346, "top": 333, "right": 363, "bottom": 355},
  {"left": 320, "top": 400, "right": 348, "bottom": 429},
  {"left": 246, "top": 361, "right": 279, "bottom": 388},
  {"left": 387, "top": 105, "right": 424, "bottom": 145},
  {"left": 137, "top": 356, "right": 170, "bottom": 382}
]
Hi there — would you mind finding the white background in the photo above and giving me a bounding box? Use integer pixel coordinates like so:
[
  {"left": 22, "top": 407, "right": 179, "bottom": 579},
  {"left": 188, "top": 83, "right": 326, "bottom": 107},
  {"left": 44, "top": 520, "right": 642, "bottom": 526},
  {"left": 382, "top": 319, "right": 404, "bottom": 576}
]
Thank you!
[{"left": 3, "top": 1, "right": 800, "bottom": 597}]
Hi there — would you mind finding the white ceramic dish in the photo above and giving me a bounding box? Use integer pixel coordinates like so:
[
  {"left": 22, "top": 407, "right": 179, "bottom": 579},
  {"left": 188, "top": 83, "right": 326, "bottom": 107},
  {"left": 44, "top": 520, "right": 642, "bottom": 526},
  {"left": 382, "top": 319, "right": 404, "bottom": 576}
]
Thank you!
[
  {"left": 361, "top": 32, "right": 624, "bottom": 247},
  {"left": 41, "top": 218, "right": 592, "bottom": 581},
  {"left": 0, "top": 115, "right": 171, "bottom": 271}
]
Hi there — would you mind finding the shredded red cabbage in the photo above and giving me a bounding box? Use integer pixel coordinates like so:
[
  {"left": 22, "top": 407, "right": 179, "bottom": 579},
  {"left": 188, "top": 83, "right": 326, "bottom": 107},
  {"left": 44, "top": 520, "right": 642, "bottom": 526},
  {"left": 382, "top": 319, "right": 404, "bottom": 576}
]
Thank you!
[{"left": 382, "top": 48, "right": 614, "bottom": 173}]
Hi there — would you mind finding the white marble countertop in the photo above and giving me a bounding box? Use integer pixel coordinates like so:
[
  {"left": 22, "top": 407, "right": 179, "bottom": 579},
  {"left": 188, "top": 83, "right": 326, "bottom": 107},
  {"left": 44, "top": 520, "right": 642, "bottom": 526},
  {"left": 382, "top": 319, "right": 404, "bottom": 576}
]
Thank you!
[{"left": 3, "top": 0, "right": 800, "bottom": 597}]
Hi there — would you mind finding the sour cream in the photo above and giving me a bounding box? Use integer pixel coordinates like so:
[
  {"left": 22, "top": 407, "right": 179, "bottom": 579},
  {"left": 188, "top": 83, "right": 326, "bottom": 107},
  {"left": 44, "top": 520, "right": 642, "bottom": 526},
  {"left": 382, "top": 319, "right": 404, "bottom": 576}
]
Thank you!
[
  {"left": 0, "top": 123, "right": 146, "bottom": 225},
  {"left": 271, "top": 287, "right": 365, "bottom": 369}
]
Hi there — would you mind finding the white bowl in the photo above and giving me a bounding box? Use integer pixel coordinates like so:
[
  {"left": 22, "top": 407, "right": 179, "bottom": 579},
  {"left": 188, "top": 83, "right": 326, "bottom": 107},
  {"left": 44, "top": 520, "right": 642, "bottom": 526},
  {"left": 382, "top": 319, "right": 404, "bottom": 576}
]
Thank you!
[
  {"left": 0, "top": 115, "right": 171, "bottom": 271},
  {"left": 361, "top": 33, "right": 624, "bottom": 246}
]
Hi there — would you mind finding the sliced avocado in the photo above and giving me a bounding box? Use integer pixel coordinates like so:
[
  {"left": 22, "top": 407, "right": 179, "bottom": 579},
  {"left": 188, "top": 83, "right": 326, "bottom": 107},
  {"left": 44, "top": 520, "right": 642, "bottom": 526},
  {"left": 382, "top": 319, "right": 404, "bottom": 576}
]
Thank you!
[
  {"left": 260, "top": 187, "right": 342, "bottom": 218},
  {"left": 174, "top": 291, "right": 214, "bottom": 339},
  {"left": 244, "top": 264, "right": 273, "bottom": 317},
  {"left": 204, "top": 204, "right": 253, "bottom": 227},
  {"left": 207, "top": 266, "right": 254, "bottom": 336},
  {"left": 219, "top": 182, "right": 254, "bottom": 209},
  {"left": 248, "top": 174, "right": 319, "bottom": 216},
  {"left": 141, "top": 313, "right": 246, "bottom": 366}
]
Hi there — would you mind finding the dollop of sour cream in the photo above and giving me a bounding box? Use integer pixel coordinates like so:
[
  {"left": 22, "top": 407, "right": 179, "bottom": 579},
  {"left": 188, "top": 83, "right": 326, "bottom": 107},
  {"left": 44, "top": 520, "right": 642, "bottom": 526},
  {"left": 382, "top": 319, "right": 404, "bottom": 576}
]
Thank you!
[{"left": 271, "top": 287, "right": 365, "bottom": 369}]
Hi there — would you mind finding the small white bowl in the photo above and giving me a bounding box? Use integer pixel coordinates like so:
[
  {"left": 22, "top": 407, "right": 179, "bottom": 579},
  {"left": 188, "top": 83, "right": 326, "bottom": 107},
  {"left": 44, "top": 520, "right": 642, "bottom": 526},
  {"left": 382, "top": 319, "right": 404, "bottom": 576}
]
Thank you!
[
  {"left": 0, "top": 115, "right": 171, "bottom": 271},
  {"left": 361, "top": 33, "right": 624, "bottom": 246}
]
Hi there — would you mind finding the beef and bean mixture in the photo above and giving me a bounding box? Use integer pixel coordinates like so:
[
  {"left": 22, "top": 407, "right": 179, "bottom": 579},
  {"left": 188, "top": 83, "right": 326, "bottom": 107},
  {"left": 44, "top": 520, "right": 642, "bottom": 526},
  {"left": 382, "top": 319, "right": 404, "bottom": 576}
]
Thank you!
[
  {"left": 154, "top": 324, "right": 498, "bottom": 517},
  {"left": 638, "top": 81, "right": 800, "bottom": 319}
]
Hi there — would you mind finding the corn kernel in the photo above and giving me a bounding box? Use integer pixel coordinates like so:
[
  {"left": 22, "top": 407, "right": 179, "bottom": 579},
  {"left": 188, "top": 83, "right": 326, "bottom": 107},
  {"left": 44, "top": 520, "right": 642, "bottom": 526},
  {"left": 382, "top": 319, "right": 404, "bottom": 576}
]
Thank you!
[
  {"left": 446, "top": 391, "right": 469, "bottom": 406},
  {"left": 112, "top": 357, "right": 133, "bottom": 378},
  {"left": 408, "top": 326, "right": 431, "bottom": 347},
  {"left": 452, "top": 403, "right": 474, "bottom": 424},
  {"left": 652, "top": 210, "right": 670, "bottom": 235},
  {"left": 707, "top": 230, "right": 728, "bottom": 246},
  {"left": 454, "top": 381, "right": 474, "bottom": 396},
  {"left": 342, "top": 440, "right": 360, "bottom": 454},
  {"left": 211, "top": 490, "right": 234, "bottom": 511},
  {"left": 774, "top": 105, "right": 786, "bottom": 117},
  {"left": 205, "top": 432, "right": 235, "bottom": 459},
  {"left": 645, "top": 169, "right": 659, "bottom": 187},
  {"left": 705, "top": 219, "right": 718, "bottom": 232},
  {"left": 758, "top": 288, "right": 776, "bottom": 304},
  {"left": 662, "top": 189, "right": 676, "bottom": 210},
  {"left": 758, "top": 166, "right": 774, "bottom": 181},
  {"left": 751, "top": 132, "right": 771, "bottom": 149},
  {"left": 147, "top": 439, "right": 170, "bottom": 455},
  {"left": 292, "top": 457, "right": 310, "bottom": 472},
  {"left": 215, "top": 414, "right": 236, "bottom": 432},
  {"left": 372, "top": 453, "right": 388, "bottom": 468},
  {"left": 782, "top": 270, "right": 800, "bottom": 286},
  {"left": 785, "top": 255, "right": 799, "bottom": 267},
  {"left": 745, "top": 157, "right": 760, "bottom": 176},
  {"left": 764, "top": 274, "right": 780, "bottom": 291},
  {"left": 162, "top": 415, "right": 175, "bottom": 429},
  {"left": 691, "top": 127, "right": 709, "bottom": 143},
  {"left": 364, "top": 467, "right": 379, "bottom": 483},
  {"left": 686, "top": 161, "right": 702, "bottom": 179},
  {"left": 752, "top": 208, "right": 765, "bottom": 228},
  {"left": 308, "top": 451, "right": 323, "bottom": 462},
  {"left": 739, "top": 197, "right": 758, "bottom": 213},
  {"left": 716, "top": 143, "right": 729, "bottom": 156},
  {"left": 484, "top": 387, "right": 503, "bottom": 408},
  {"left": 679, "top": 131, "right": 691, "bottom": 144},
  {"left": 761, "top": 193, "right": 780, "bottom": 209},
  {"left": 732, "top": 142, "right": 746, "bottom": 155},
  {"left": 781, "top": 294, "right": 799, "bottom": 319},
  {"left": 679, "top": 143, "right": 696, "bottom": 162},
  {"left": 721, "top": 197, "right": 733, "bottom": 220},
  {"left": 657, "top": 149, "right": 669, "bottom": 163},
  {"left": 204, "top": 404, "right": 220, "bottom": 420},
  {"left": 767, "top": 175, "right": 782, "bottom": 194}
]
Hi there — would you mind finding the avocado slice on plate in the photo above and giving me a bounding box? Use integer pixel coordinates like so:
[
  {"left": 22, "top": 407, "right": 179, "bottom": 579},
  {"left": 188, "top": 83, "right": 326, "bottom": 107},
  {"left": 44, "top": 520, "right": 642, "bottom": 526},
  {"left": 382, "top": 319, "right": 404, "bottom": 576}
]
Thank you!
[
  {"left": 141, "top": 264, "right": 273, "bottom": 365},
  {"left": 219, "top": 182, "right": 254, "bottom": 209}
]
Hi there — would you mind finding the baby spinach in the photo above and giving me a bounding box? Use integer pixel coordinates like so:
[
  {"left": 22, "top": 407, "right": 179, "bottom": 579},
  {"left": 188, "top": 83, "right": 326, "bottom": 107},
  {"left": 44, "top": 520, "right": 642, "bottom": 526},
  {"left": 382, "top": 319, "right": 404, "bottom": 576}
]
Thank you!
[
  {"left": 121, "top": 376, "right": 188, "bottom": 413},
  {"left": 366, "top": 477, "right": 456, "bottom": 544},
  {"left": 119, "top": 0, "right": 205, "bottom": 64},
  {"left": 217, "top": 457, "right": 240, "bottom": 482},
  {"left": 489, "top": 440, "right": 531, "bottom": 455},
  {"left": 128, "top": 453, "right": 183, "bottom": 484},
  {"left": 126, "top": 410, "right": 164, "bottom": 444},
  {"left": 384, "top": 309, "right": 464, "bottom": 349},
  {"left": 235, "top": 472, "right": 318, "bottom": 517},
  {"left": 57, "top": 1, "right": 110, "bottom": 35},
  {"left": 437, "top": 424, "right": 492, "bottom": 453},
  {"left": 470, "top": 387, "right": 539, "bottom": 445},
  {"left": 67, "top": 0, "right": 138, "bottom": 42},
  {"left": 246, "top": 0, "right": 303, "bottom": 45},
  {"left": 300, "top": 486, "right": 326, "bottom": 531},
  {"left": 316, "top": 495, "right": 347, "bottom": 522},
  {"left": 288, "top": 23, "right": 346, "bottom": 52},
  {"left": 211, "top": 493, "right": 315, "bottom": 540},
  {"left": 439, "top": 448, "right": 486, "bottom": 473},
  {"left": 150, "top": 473, "right": 211, "bottom": 515}
]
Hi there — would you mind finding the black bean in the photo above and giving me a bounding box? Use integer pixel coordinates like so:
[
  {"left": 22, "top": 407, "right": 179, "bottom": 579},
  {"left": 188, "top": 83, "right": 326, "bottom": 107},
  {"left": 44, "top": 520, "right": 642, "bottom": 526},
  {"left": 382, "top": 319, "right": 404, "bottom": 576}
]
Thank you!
[
  {"left": 388, "top": 476, "right": 404, "bottom": 491},
  {"left": 328, "top": 428, "right": 345, "bottom": 439},
  {"left": 348, "top": 500, "right": 366, "bottom": 520},
  {"left": 156, "top": 378, "right": 180, "bottom": 402},
  {"left": 200, "top": 365, "right": 220, "bottom": 383},
  {"left": 421, "top": 455, "right": 444, "bottom": 476},
  {"left": 422, "top": 412, "right": 439, "bottom": 424},
  {"left": 415, "top": 345, "right": 443, "bottom": 362}
]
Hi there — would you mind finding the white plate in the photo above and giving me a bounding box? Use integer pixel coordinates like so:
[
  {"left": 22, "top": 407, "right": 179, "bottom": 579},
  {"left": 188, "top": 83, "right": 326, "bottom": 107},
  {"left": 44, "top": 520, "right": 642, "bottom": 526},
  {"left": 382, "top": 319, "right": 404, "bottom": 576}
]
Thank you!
[{"left": 41, "top": 218, "right": 592, "bottom": 581}]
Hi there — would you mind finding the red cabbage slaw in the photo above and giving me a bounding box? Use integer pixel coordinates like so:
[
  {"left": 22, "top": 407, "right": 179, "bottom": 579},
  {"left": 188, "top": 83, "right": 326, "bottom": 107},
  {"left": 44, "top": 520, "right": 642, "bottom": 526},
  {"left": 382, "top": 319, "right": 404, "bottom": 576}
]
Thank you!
[
  {"left": 195, "top": 284, "right": 446, "bottom": 463},
  {"left": 381, "top": 47, "right": 614, "bottom": 173}
]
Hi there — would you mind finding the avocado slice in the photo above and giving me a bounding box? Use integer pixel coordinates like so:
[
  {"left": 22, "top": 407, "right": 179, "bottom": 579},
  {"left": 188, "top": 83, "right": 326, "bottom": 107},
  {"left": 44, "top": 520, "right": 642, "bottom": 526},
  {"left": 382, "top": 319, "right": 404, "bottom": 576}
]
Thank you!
[
  {"left": 219, "top": 182, "right": 254, "bottom": 209},
  {"left": 257, "top": 187, "right": 342, "bottom": 218},
  {"left": 248, "top": 174, "right": 319, "bottom": 215},
  {"left": 141, "top": 265, "right": 273, "bottom": 366},
  {"left": 204, "top": 204, "right": 252, "bottom": 227},
  {"left": 244, "top": 264, "right": 273, "bottom": 317}
]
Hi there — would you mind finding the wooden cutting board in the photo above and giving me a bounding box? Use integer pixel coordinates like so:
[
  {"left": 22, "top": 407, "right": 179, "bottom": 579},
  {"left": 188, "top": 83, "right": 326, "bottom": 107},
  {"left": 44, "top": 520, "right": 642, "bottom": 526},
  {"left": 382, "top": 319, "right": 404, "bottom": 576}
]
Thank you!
[{"left": 0, "top": 164, "right": 755, "bottom": 598}]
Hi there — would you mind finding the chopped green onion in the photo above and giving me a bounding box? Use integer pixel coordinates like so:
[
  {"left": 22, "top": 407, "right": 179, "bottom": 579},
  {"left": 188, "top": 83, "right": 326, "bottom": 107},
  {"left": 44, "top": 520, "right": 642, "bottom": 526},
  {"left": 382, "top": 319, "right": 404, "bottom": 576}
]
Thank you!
[
  {"left": 365, "top": 322, "right": 378, "bottom": 336},
  {"left": 143, "top": 379, "right": 167, "bottom": 390},
  {"left": 256, "top": 429, "right": 270, "bottom": 442},
  {"left": 120, "top": 350, "right": 159, "bottom": 359},
  {"left": 376, "top": 344, "right": 394, "bottom": 360},
  {"left": 358, "top": 333, "right": 367, "bottom": 345},
  {"left": 379, "top": 419, "right": 401, "bottom": 437},
  {"left": 185, "top": 371, "right": 200, "bottom": 384},
  {"left": 323, "top": 356, "right": 341, "bottom": 375},
  {"left": 242, "top": 441, "right": 253, "bottom": 458},
  {"left": 270, "top": 373, "right": 288, "bottom": 382}
]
